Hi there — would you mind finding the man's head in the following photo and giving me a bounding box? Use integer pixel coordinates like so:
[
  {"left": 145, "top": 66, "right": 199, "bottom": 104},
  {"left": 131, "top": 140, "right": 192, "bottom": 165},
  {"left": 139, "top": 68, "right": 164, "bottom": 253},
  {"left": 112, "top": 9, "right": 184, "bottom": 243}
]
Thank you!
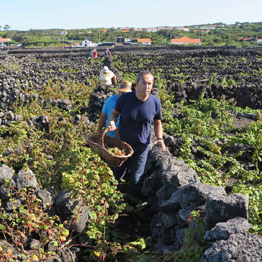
[
  {"left": 102, "top": 66, "right": 109, "bottom": 74},
  {"left": 135, "top": 72, "right": 154, "bottom": 100},
  {"left": 118, "top": 80, "right": 132, "bottom": 96}
]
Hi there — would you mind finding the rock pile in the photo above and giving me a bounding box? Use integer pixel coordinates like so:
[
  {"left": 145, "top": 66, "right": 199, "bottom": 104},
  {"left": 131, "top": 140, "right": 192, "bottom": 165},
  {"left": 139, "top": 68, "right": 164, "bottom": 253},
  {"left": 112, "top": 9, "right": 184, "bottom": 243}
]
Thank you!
[
  {"left": 0, "top": 164, "right": 89, "bottom": 262},
  {"left": 142, "top": 143, "right": 261, "bottom": 261}
]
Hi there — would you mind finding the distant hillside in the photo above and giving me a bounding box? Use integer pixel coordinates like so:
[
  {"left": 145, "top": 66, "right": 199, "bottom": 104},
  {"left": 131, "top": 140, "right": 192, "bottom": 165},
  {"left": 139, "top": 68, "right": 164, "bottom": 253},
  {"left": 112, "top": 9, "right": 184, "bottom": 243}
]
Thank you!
[{"left": 0, "top": 22, "right": 262, "bottom": 48}]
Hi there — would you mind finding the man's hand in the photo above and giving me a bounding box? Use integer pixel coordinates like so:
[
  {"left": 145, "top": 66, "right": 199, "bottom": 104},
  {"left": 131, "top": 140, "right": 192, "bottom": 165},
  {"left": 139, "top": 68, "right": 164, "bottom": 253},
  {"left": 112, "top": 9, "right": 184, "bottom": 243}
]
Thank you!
[
  {"left": 154, "top": 139, "right": 166, "bottom": 151},
  {"left": 113, "top": 76, "right": 117, "bottom": 86},
  {"left": 108, "top": 120, "right": 116, "bottom": 131}
]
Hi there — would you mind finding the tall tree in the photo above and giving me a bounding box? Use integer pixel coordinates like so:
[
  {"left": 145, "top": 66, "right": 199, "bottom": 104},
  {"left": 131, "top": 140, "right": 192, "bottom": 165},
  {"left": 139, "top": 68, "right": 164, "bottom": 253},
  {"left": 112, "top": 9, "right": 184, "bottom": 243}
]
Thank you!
[{"left": 3, "top": 25, "right": 11, "bottom": 31}]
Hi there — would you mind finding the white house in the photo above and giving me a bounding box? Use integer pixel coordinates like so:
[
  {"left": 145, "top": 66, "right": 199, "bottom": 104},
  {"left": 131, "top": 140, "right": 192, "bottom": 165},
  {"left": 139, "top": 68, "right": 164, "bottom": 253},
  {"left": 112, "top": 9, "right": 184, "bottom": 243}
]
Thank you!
[
  {"left": 171, "top": 36, "right": 201, "bottom": 45},
  {"left": 177, "top": 27, "right": 190, "bottom": 32},
  {"left": 137, "top": 39, "right": 151, "bottom": 45},
  {"left": 71, "top": 37, "right": 98, "bottom": 48},
  {"left": 199, "top": 25, "right": 216, "bottom": 30},
  {"left": 0, "top": 38, "right": 11, "bottom": 48},
  {"left": 81, "top": 38, "right": 92, "bottom": 47},
  {"left": 147, "top": 28, "right": 158, "bottom": 32},
  {"left": 257, "top": 39, "right": 262, "bottom": 43}
]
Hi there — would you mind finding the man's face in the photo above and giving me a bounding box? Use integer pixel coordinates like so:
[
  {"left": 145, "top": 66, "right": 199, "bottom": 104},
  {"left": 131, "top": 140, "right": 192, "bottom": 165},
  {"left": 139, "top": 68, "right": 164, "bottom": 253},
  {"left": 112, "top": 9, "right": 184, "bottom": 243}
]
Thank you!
[{"left": 136, "top": 74, "right": 153, "bottom": 98}]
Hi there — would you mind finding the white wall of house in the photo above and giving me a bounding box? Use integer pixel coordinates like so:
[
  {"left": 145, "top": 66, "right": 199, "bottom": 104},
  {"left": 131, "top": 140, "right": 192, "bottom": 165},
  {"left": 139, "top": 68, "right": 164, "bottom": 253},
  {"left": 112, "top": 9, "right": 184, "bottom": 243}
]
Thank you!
[
  {"left": 171, "top": 41, "right": 201, "bottom": 46},
  {"left": 140, "top": 42, "right": 151, "bottom": 45},
  {"left": 81, "top": 39, "right": 92, "bottom": 47},
  {"left": 147, "top": 28, "right": 157, "bottom": 32},
  {"left": 177, "top": 28, "right": 190, "bottom": 31},
  {"left": 0, "top": 39, "right": 11, "bottom": 47},
  {"left": 199, "top": 26, "right": 216, "bottom": 30}
]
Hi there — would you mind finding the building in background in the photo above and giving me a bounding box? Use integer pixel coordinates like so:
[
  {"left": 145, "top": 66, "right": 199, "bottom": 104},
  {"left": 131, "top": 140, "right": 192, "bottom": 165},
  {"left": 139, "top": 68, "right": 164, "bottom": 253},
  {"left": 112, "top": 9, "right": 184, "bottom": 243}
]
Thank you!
[
  {"left": 137, "top": 39, "right": 151, "bottom": 45},
  {"left": 177, "top": 27, "right": 190, "bottom": 32},
  {"left": 0, "top": 38, "right": 11, "bottom": 48},
  {"left": 171, "top": 36, "right": 201, "bottom": 45}
]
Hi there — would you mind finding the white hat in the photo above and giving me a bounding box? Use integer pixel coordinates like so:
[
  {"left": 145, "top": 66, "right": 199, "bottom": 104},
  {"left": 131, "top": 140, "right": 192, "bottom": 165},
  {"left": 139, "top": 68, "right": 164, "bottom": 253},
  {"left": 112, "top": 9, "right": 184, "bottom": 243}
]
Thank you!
[{"left": 102, "top": 66, "right": 109, "bottom": 73}]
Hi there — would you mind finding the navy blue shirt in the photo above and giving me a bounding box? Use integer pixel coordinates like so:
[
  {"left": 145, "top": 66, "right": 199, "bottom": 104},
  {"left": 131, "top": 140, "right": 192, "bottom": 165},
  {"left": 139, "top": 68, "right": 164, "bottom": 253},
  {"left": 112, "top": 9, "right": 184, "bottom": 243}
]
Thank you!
[{"left": 115, "top": 91, "right": 162, "bottom": 147}]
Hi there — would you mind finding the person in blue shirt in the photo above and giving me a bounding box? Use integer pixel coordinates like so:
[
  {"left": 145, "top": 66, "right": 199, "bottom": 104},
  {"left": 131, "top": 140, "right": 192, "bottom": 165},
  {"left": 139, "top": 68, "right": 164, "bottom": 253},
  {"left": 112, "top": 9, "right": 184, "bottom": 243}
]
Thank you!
[
  {"left": 97, "top": 80, "right": 132, "bottom": 137},
  {"left": 108, "top": 71, "right": 166, "bottom": 195},
  {"left": 90, "top": 49, "right": 94, "bottom": 58}
]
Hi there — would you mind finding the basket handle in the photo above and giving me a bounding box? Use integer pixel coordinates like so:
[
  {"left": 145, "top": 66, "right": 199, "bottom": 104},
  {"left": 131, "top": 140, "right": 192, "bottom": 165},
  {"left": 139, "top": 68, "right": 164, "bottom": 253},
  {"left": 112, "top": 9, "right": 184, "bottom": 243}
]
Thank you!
[{"left": 98, "top": 127, "right": 121, "bottom": 148}]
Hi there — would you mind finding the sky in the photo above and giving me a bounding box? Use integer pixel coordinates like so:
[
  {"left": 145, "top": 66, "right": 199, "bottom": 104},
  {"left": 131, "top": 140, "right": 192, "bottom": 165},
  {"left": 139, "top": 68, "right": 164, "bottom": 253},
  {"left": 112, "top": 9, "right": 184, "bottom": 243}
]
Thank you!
[{"left": 1, "top": 0, "right": 262, "bottom": 31}]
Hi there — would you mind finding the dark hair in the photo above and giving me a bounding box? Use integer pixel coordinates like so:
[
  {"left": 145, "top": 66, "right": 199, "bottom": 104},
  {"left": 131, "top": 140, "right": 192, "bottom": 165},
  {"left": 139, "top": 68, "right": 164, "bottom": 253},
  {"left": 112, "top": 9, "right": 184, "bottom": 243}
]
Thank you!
[{"left": 136, "top": 71, "right": 154, "bottom": 83}]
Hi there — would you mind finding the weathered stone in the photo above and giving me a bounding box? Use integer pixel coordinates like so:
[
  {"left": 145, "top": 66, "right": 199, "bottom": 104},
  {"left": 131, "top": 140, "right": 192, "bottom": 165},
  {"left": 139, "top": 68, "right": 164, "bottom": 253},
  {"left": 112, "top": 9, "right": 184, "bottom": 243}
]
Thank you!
[
  {"left": 161, "top": 163, "right": 198, "bottom": 199},
  {"left": 163, "top": 226, "right": 186, "bottom": 248},
  {"left": 5, "top": 111, "right": 14, "bottom": 120},
  {"left": 14, "top": 114, "right": 22, "bottom": 121},
  {"left": 36, "top": 188, "right": 57, "bottom": 216},
  {"left": 55, "top": 189, "right": 81, "bottom": 220},
  {"left": 5, "top": 199, "right": 21, "bottom": 211},
  {"left": 177, "top": 209, "right": 191, "bottom": 226},
  {"left": 160, "top": 193, "right": 181, "bottom": 214},
  {"left": 201, "top": 233, "right": 262, "bottom": 262},
  {"left": 17, "top": 169, "right": 38, "bottom": 190},
  {"left": 161, "top": 213, "right": 178, "bottom": 228},
  {"left": 29, "top": 239, "right": 41, "bottom": 250},
  {"left": 160, "top": 182, "right": 226, "bottom": 214},
  {"left": 205, "top": 217, "right": 252, "bottom": 242},
  {"left": 72, "top": 205, "right": 90, "bottom": 234},
  {"left": 0, "top": 164, "right": 14, "bottom": 183},
  {"left": 205, "top": 193, "right": 249, "bottom": 230},
  {"left": 55, "top": 190, "right": 89, "bottom": 232},
  {"left": 63, "top": 98, "right": 71, "bottom": 105}
]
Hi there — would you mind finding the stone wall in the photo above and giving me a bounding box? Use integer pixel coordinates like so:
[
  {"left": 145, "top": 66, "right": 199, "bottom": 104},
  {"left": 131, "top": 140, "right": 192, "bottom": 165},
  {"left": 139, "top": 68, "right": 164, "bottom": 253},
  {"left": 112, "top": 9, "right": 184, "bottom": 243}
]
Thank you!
[{"left": 142, "top": 138, "right": 261, "bottom": 261}]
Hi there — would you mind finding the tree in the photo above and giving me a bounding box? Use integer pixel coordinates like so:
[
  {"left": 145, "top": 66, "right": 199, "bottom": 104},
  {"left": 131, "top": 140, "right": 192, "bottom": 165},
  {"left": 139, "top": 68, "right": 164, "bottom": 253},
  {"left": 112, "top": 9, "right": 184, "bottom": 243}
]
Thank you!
[{"left": 3, "top": 25, "right": 11, "bottom": 31}]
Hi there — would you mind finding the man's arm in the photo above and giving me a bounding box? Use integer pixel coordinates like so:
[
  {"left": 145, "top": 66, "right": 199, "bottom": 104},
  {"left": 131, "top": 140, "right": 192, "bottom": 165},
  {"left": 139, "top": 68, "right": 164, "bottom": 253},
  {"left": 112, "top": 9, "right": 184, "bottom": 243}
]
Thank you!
[
  {"left": 153, "top": 119, "right": 166, "bottom": 151},
  {"left": 97, "top": 112, "right": 107, "bottom": 135},
  {"left": 107, "top": 109, "right": 120, "bottom": 131},
  {"left": 112, "top": 75, "right": 117, "bottom": 86}
]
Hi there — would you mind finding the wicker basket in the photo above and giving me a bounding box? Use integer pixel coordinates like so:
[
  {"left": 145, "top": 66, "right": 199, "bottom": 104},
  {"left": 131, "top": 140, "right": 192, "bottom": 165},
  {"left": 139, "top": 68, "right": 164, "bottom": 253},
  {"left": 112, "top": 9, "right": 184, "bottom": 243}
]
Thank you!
[{"left": 86, "top": 127, "right": 134, "bottom": 167}]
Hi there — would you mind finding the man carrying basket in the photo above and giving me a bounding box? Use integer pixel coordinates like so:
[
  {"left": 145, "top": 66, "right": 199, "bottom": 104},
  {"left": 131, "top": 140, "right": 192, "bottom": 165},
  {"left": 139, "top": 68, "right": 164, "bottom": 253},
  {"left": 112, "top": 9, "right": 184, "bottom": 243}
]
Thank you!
[
  {"left": 108, "top": 71, "right": 166, "bottom": 196},
  {"left": 97, "top": 80, "right": 132, "bottom": 137}
]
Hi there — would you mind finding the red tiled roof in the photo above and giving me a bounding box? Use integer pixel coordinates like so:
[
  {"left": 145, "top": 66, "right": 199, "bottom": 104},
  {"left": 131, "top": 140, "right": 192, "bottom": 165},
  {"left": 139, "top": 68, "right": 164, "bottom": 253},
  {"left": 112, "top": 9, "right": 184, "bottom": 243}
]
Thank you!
[
  {"left": 171, "top": 36, "right": 201, "bottom": 44},
  {"left": 137, "top": 39, "right": 151, "bottom": 42},
  {"left": 239, "top": 37, "right": 257, "bottom": 41},
  {"left": 0, "top": 38, "right": 11, "bottom": 42}
]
